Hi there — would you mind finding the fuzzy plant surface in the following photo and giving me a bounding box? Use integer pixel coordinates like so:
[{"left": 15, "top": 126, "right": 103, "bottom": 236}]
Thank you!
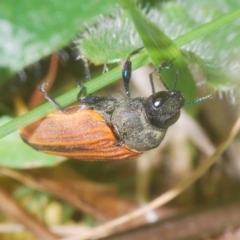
[{"left": 80, "top": 0, "right": 240, "bottom": 99}]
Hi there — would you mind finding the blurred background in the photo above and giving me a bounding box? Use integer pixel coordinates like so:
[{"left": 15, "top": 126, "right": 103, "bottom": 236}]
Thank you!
[{"left": 0, "top": 0, "right": 240, "bottom": 239}]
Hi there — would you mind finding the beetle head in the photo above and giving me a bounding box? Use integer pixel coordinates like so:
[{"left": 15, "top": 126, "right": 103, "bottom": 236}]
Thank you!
[{"left": 144, "top": 90, "right": 185, "bottom": 129}]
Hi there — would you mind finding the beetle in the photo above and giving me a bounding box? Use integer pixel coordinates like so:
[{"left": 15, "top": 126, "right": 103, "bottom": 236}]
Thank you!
[{"left": 20, "top": 48, "right": 211, "bottom": 160}]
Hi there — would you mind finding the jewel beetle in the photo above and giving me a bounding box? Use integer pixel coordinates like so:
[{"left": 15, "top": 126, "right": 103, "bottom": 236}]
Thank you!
[{"left": 20, "top": 48, "right": 211, "bottom": 160}]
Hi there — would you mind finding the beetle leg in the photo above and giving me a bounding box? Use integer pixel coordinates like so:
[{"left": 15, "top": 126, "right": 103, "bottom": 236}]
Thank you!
[
  {"left": 39, "top": 82, "right": 64, "bottom": 111},
  {"left": 122, "top": 47, "right": 144, "bottom": 98},
  {"left": 122, "top": 58, "right": 132, "bottom": 98},
  {"left": 149, "top": 59, "right": 175, "bottom": 92},
  {"left": 149, "top": 68, "right": 156, "bottom": 94},
  {"left": 77, "top": 82, "right": 87, "bottom": 100},
  {"left": 82, "top": 55, "right": 91, "bottom": 81},
  {"left": 70, "top": 40, "right": 91, "bottom": 81}
]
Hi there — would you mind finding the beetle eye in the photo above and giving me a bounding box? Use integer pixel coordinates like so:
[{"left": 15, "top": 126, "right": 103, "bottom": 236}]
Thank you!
[
  {"left": 154, "top": 100, "right": 161, "bottom": 108},
  {"left": 152, "top": 91, "right": 169, "bottom": 109},
  {"left": 144, "top": 91, "right": 185, "bottom": 129}
]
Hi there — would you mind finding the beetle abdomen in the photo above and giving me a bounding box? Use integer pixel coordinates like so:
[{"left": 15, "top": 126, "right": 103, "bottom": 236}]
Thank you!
[{"left": 20, "top": 107, "right": 141, "bottom": 160}]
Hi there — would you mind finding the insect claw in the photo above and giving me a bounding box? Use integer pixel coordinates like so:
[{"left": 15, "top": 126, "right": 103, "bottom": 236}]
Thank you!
[
  {"left": 149, "top": 59, "right": 176, "bottom": 92},
  {"left": 77, "top": 83, "right": 87, "bottom": 100},
  {"left": 128, "top": 46, "right": 145, "bottom": 58},
  {"left": 159, "top": 59, "right": 175, "bottom": 70}
]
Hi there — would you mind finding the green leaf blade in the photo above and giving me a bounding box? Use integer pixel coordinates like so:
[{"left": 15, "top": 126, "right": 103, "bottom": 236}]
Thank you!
[
  {"left": 126, "top": 4, "right": 196, "bottom": 106},
  {"left": 0, "top": 0, "right": 117, "bottom": 83}
]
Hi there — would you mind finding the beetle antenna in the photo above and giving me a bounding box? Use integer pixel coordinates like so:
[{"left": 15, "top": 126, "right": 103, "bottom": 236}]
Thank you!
[
  {"left": 122, "top": 47, "right": 145, "bottom": 98},
  {"left": 184, "top": 94, "right": 213, "bottom": 106},
  {"left": 39, "top": 82, "right": 64, "bottom": 111}
]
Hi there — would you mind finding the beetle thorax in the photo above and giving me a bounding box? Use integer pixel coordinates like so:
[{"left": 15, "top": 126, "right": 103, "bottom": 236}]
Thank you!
[{"left": 110, "top": 98, "right": 167, "bottom": 152}]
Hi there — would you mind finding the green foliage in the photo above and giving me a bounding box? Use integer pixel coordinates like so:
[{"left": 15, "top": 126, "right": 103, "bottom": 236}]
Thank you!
[
  {"left": 0, "top": 117, "right": 64, "bottom": 168},
  {"left": 0, "top": 0, "right": 117, "bottom": 83},
  {"left": 80, "top": 0, "right": 240, "bottom": 92}
]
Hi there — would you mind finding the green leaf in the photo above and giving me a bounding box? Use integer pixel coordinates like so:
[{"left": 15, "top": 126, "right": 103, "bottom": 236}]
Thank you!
[
  {"left": 0, "top": 0, "right": 117, "bottom": 83},
  {"left": 0, "top": 117, "right": 65, "bottom": 168}
]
